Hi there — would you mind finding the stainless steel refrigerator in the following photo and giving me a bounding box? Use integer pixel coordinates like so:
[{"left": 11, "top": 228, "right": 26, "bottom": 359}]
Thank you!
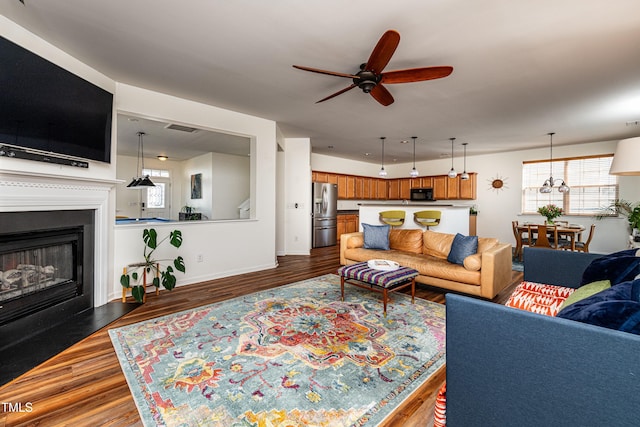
[{"left": 312, "top": 182, "right": 338, "bottom": 248}]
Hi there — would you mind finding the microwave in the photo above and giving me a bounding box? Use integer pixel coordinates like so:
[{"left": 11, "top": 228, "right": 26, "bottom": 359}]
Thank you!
[{"left": 410, "top": 188, "right": 435, "bottom": 201}]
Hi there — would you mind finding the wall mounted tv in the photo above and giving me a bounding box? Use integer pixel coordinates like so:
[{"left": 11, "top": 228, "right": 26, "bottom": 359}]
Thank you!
[{"left": 0, "top": 36, "right": 113, "bottom": 164}]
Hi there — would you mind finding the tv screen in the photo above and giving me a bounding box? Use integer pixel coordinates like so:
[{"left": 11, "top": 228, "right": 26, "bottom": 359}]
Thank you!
[{"left": 0, "top": 36, "right": 113, "bottom": 164}]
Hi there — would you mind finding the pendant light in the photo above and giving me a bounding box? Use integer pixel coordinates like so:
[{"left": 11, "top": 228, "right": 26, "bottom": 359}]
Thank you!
[
  {"left": 126, "top": 132, "right": 155, "bottom": 188},
  {"left": 460, "top": 142, "right": 470, "bottom": 180},
  {"left": 447, "top": 137, "right": 457, "bottom": 178},
  {"left": 409, "top": 136, "right": 419, "bottom": 178},
  {"left": 539, "top": 132, "right": 569, "bottom": 193},
  {"left": 378, "top": 136, "right": 388, "bottom": 177}
]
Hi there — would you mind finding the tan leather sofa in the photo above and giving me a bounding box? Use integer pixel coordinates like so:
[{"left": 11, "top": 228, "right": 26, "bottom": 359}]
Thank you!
[{"left": 340, "top": 229, "right": 513, "bottom": 299}]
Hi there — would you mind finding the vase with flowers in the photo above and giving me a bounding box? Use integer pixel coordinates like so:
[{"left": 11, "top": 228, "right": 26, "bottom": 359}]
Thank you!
[{"left": 537, "top": 204, "right": 563, "bottom": 224}]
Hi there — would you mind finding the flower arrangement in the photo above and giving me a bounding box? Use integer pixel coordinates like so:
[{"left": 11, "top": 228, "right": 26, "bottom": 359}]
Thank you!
[{"left": 537, "top": 204, "right": 563, "bottom": 224}]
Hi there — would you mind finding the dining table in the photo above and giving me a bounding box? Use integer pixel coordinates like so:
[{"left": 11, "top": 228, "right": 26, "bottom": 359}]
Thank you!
[{"left": 515, "top": 222, "right": 586, "bottom": 252}]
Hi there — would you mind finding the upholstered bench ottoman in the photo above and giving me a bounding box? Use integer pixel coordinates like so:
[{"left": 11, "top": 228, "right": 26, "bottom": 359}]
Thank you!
[{"left": 337, "top": 261, "right": 419, "bottom": 317}]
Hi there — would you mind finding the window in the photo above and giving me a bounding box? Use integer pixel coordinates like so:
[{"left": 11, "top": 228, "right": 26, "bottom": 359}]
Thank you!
[
  {"left": 142, "top": 168, "right": 170, "bottom": 178},
  {"left": 522, "top": 155, "right": 617, "bottom": 215},
  {"left": 147, "top": 183, "right": 165, "bottom": 209}
]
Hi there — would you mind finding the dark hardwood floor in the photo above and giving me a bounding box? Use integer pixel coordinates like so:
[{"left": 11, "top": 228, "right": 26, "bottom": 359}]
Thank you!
[{"left": 0, "top": 245, "right": 522, "bottom": 426}]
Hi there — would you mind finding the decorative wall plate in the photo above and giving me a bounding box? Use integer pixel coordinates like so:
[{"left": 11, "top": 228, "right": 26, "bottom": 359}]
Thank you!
[{"left": 488, "top": 174, "right": 508, "bottom": 192}]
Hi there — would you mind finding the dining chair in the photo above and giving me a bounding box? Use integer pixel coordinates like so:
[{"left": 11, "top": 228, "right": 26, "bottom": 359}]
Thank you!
[
  {"left": 414, "top": 211, "right": 441, "bottom": 230},
  {"left": 512, "top": 220, "right": 533, "bottom": 260},
  {"left": 379, "top": 210, "right": 405, "bottom": 228},
  {"left": 529, "top": 224, "right": 559, "bottom": 249},
  {"left": 560, "top": 224, "right": 596, "bottom": 252}
]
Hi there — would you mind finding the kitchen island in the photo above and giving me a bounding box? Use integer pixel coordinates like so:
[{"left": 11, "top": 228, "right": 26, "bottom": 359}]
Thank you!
[{"left": 358, "top": 203, "right": 470, "bottom": 235}]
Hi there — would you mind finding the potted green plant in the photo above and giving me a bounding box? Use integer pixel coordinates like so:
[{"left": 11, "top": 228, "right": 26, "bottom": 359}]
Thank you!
[
  {"left": 596, "top": 199, "right": 640, "bottom": 234},
  {"left": 120, "top": 228, "right": 186, "bottom": 302},
  {"left": 537, "top": 204, "right": 563, "bottom": 224}
]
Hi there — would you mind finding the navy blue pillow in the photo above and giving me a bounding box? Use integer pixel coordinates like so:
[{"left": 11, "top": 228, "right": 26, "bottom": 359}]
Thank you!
[
  {"left": 581, "top": 249, "right": 640, "bottom": 286},
  {"left": 557, "top": 279, "right": 640, "bottom": 334},
  {"left": 362, "top": 223, "right": 390, "bottom": 250},
  {"left": 447, "top": 233, "right": 478, "bottom": 265}
]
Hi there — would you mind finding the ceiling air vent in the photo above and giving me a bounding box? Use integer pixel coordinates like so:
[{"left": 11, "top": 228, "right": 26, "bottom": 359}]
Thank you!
[{"left": 164, "top": 123, "right": 199, "bottom": 133}]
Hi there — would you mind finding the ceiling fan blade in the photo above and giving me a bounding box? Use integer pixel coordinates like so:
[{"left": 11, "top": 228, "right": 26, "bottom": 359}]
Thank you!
[
  {"left": 381, "top": 66, "right": 454, "bottom": 84},
  {"left": 293, "top": 65, "right": 358, "bottom": 79},
  {"left": 316, "top": 84, "right": 357, "bottom": 103},
  {"left": 365, "top": 30, "right": 400, "bottom": 74},
  {"left": 370, "top": 84, "right": 394, "bottom": 106}
]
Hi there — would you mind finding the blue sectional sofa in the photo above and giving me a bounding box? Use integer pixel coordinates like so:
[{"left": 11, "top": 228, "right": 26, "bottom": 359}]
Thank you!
[{"left": 445, "top": 247, "right": 640, "bottom": 427}]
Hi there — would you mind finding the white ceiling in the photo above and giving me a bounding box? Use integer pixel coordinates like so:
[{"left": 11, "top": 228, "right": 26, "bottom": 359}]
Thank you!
[{"left": 3, "top": 0, "right": 640, "bottom": 164}]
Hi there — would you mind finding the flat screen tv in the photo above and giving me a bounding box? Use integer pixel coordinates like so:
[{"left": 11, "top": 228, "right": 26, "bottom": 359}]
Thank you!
[{"left": 0, "top": 36, "right": 113, "bottom": 164}]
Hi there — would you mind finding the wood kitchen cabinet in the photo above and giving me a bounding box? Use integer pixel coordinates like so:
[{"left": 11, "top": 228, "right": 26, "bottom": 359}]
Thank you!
[
  {"left": 432, "top": 175, "right": 448, "bottom": 200},
  {"left": 387, "top": 179, "right": 400, "bottom": 200},
  {"left": 337, "top": 214, "right": 359, "bottom": 241},
  {"left": 312, "top": 170, "right": 476, "bottom": 201},
  {"left": 459, "top": 173, "right": 477, "bottom": 199}
]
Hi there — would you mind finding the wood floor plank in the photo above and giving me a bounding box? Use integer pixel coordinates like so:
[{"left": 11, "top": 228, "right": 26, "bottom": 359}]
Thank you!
[{"left": 0, "top": 245, "right": 522, "bottom": 426}]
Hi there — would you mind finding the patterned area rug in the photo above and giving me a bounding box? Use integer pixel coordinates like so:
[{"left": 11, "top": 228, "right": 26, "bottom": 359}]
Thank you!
[{"left": 109, "top": 274, "right": 446, "bottom": 426}]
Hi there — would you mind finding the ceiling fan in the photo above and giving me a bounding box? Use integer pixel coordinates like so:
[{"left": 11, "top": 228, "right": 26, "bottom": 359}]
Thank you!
[{"left": 293, "top": 30, "right": 453, "bottom": 106}]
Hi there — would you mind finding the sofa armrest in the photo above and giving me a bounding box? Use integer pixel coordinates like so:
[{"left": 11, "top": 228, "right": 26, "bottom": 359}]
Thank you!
[
  {"left": 523, "top": 247, "right": 601, "bottom": 288},
  {"left": 339, "top": 232, "right": 363, "bottom": 265},
  {"left": 479, "top": 242, "right": 512, "bottom": 299},
  {"left": 446, "top": 293, "right": 640, "bottom": 426}
]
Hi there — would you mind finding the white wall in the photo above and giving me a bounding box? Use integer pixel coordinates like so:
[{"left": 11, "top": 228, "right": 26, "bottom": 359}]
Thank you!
[
  {"left": 183, "top": 152, "right": 214, "bottom": 218},
  {"left": 281, "top": 138, "right": 312, "bottom": 255},
  {"left": 312, "top": 140, "right": 640, "bottom": 254},
  {"left": 210, "top": 152, "right": 250, "bottom": 219}
]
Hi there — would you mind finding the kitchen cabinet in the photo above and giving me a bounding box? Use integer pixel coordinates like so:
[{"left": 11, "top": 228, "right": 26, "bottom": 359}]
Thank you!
[
  {"left": 433, "top": 176, "right": 448, "bottom": 200},
  {"left": 312, "top": 170, "right": 476, "bottom": 201},
  {"left": 387, "top": 179, "right": 400, "bottom": 200},
  {"left": 459, "top": 173, "right": 477, "bottom": 199},
  {"left": 337, "top": 214, "right": 359, "bottom": 241},
  {"left": 399, "top": 178, "right": 412, "bottom": 200}
]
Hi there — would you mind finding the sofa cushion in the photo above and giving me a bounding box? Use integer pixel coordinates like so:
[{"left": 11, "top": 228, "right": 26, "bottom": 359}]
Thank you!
[
  {"left": 389, "top": 229, "right": 423, "bottom": 254},
  {"left": 505, "top": 281, "right": 575, "bottom": 316},
  {"left": 447, "top": 233, "right": 478, "bottom": 265},
  {"left": 362, "top": 223, "right": 390, "bottom": 250},
  {"left": 558, "top": 279, "right": 611, "bottom": 311},
  {"left": 557, "top": 279, "right": 640, "bottom": 334},
  {"left": 423, "top": 231, "right": 455, "bottom": 259}
]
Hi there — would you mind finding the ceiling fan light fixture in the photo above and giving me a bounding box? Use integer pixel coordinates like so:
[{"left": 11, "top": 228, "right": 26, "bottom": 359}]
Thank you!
[{"left": 447, "top": 138, "right": 457, "bottom": 178}]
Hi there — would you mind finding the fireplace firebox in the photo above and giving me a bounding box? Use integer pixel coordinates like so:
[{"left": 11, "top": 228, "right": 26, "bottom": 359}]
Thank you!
[{"left": 0, "top": 210, "right": 94, "bottom": 341}]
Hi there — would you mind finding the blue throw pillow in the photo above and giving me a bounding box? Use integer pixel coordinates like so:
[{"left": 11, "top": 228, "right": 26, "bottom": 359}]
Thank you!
[
  {"left": 581, "top": 249, "right": 640, "bottom": 286},
  {"left": 447, "top": 233, "right": 478, "bottom": 265},
  {"left": 557, "top": 279, "right": 640, "bottom": 335},
  {"left": 362, "top": 223, "right": 390, "bottom": 250}
]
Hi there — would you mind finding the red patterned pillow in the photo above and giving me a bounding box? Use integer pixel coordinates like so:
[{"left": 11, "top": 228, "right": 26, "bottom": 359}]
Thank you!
[
  {"left": 434, "top": 381, "right": 447, "bottom": 427},
  {"left": 505, "top": 281, "right": 575, "bottom": 317}
]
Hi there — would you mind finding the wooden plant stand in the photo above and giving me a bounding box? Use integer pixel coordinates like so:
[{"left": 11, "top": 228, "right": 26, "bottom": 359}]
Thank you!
[{"left": 121, "top": 262, "right": 160, "bottom": 303}]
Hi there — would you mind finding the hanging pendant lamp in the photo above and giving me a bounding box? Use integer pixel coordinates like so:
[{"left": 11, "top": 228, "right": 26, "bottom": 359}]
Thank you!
[
  {"left": 447, "top": 138, "right": 457, "bottom": 178},
  {"left": 127, "top": 132, "right": 155, "bottom": 188},
  {"left": 539, "top": 132, "right": 569, "bottom": 193},
  {"left": 460, "top": 142, "right": 470, "bottom": 180},
  {"left": 378, "top": 137, "right": 388, "bottom": 177},
  {"left": 409, "top": 136, "right": 419, "bottom": 178}
]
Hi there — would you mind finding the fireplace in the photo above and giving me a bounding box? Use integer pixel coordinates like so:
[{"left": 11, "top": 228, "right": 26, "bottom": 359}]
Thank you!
[{"left": 0, "top": 210, "right": 94, "bottom": 334}]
